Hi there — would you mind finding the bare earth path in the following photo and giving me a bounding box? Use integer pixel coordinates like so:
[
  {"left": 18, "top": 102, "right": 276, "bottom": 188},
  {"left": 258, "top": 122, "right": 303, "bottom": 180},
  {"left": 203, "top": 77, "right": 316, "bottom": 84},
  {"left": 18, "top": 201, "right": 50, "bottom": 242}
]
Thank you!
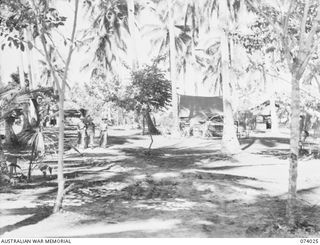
[{"left": 1, "top": 128, "right": 320, "bottom": 237}]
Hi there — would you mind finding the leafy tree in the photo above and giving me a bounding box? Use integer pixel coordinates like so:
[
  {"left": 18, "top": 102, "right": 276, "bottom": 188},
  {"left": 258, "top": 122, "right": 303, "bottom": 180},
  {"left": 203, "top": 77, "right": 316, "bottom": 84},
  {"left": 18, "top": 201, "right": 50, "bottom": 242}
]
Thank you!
[
  {"left": 70, "top": 73, "right": 127, "bottom": 124},
  {"left": 142, "top": 0, "right": 190, "bottom": 133},
  {"left": 40, "top": 0, "right": 80, "bottom": 213},
  {"left": 0, "top": 0, "right": 80, "bottom": 211},
  {"left": 120, "top": 64, "right": 171, "bottom": 134},
  {"left": 248, "top": 0, "right": 320, "bottom": 226}
]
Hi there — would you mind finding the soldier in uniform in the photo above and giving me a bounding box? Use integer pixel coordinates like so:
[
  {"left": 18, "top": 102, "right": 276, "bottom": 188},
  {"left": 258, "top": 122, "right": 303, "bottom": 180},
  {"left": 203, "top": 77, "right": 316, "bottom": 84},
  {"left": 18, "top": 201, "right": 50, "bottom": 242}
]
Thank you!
[
  {"left": 77, "top": 116, "right": 87, "bottom": 149},
  {"left": 99, "top": 118, "right": 109, "bottom": 148},
  {"left": 86, "top": 115, "right": 95, "bottom": 148}
]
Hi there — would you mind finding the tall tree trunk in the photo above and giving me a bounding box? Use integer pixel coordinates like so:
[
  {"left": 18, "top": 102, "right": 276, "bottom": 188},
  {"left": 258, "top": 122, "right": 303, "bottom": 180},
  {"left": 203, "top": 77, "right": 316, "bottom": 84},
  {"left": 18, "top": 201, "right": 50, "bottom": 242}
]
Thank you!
[
  {"left": 286, "top": 72, "right": 300, "bottom": 226},
  {"left": 142, "top": 114, "right": 146, "bottom": 135},
  {"left": 270, "top": 85, "right": 279, "bottom": 134},
  {"left": 19, "top": 29, "right": 27, "bottom": 90},
  {"left": 262, "top": 66, "right": 267, "bottom": 93},
  {"left": 19, "top": 51, "right": 26, "bottom": 90},
  {"left": 107, "top": 103, "right": 112, "bottom": 120},
  {"left": 24, "top": 27, "right": 36, "bottom": 89},
  {"left": 219, "top": 0, "right": 240, "bottom": 154},
  {"left": 167, "top": 0, "right": 179, "bottom": 134},
  {"left": 0, "top": 48, "right": 3, "bottom": 87},
  {"left": 53, "top": 0, "right": 79, "bottom": 213},
  {"left": 127, "top": 0, "right": 138, "bottom": 70},
  {"left": 190, "top": 0, "right": 198, "bottom": 96},
  {"left": 28, "top": 142, "right": 36, "bottom": 180},
  {"left": 280, "top": 0, "right": 319, "bottom": 227},
  {"left": 262, "top": 65, "right": 279, "bottom": 133},
  {"left": 269, "top": 50, "right": 279, "bottom": 135},
  {"left": 54, "top": 91, "right": 65, "bottom": 212}
]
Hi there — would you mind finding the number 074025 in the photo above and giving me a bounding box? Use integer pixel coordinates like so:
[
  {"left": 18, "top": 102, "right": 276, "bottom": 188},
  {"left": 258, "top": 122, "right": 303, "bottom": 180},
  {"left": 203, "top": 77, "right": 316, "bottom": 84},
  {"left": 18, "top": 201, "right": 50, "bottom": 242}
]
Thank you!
[{"left": 300, "top": 239, "right": 319, "bottom": 244}]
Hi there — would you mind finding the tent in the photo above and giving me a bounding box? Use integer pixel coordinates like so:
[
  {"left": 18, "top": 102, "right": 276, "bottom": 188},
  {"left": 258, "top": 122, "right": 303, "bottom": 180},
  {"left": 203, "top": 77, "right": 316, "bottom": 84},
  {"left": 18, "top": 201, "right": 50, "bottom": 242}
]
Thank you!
[
  {"left": 178, "top": 95, "right": 223, "bottom": 120},
  {"left": 250, "top": 99, "right": 280, "bottom": 116}
]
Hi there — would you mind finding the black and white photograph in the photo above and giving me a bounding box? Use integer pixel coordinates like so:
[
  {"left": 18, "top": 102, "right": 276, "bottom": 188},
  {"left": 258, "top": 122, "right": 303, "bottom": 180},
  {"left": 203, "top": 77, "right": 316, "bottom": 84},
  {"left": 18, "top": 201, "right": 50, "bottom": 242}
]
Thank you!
[{"left": 1, "top": 0, "right": 320, "bottom": 240}]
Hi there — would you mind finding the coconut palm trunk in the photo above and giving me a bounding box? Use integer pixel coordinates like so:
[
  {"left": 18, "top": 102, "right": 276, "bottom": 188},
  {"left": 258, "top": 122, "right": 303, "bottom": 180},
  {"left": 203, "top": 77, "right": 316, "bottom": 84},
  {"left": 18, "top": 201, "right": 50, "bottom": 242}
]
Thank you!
[
  {"left": 269, "top": 84, "right": 279, "bottom": 134},
  {"left": 219, "top": 0, "right": 240, "bottom": 154},
  {"left": 127, "top": 0, "right": 138, "bottom": 70},
  {"left": 19, "top": 51, "right": 26, "bottom": 90},
  {"left": 18, "top": 34, "right": 31, "bottom": 131},
  {"left": 24, "top": 27, "right": 36, "bottom": 89},
  {"left": 167, "top": 0, "right": 179, "bottom": 133},
  {"left": 0, "top": 49, "right": 3, "bottom": 87},
  {"left": 269, "top": 50, "right": 279, "bottom": 134}
]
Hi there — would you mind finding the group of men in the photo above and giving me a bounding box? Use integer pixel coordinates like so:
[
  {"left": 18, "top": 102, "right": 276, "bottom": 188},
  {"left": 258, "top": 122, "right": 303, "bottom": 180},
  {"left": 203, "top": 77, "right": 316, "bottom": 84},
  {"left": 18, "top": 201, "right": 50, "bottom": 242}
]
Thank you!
[{"left": 77, "top": 115, "right": 109, "bottom": 149}]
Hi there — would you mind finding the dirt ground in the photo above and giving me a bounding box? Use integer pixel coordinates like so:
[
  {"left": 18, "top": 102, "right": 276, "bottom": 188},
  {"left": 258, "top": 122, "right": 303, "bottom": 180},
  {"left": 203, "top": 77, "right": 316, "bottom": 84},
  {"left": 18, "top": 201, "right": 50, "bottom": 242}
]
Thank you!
[{"left": 1, "top": 128, "right": 320, "bottom": 238}]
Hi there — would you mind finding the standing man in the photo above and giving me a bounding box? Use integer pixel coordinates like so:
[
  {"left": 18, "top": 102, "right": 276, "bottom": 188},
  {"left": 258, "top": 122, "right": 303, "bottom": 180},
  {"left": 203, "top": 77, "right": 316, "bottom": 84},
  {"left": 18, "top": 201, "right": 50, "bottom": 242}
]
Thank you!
[
  {"left": 99, "top": 118, "right": 109, "bottom": 148},
  {"left": 86, "top": 115, "right": 95, "bottom": 148},
  {"left": 77, "top": 115, "right": 87, "bottom": 149}
]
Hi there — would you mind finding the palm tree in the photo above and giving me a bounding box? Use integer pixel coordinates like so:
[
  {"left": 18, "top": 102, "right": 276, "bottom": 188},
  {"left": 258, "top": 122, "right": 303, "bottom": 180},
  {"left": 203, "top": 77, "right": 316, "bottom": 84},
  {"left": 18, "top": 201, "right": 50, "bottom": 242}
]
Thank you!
[
  {"left": 167, "top": 0, "right": 179, "bottom": 132},
  {"left": 127, "top": 0, "right": 138, "bottom": 70},
  {"left": 142, "top": 0, "right": 191, "bottom": 132},
  {"left": 185, "top": 0, "right": 245, "bottom": 153},
  {"left": 81, "top": 0, "right": 130, "bottom": 78},
  {"left": 189, "top": 28, "right": 222, "bottom": 95},
  {"left": 0, "top": 47, "right": 3, "bottom": 87},
  {"left": 219, "top": 0, "right": 241, "bottom": 154}
]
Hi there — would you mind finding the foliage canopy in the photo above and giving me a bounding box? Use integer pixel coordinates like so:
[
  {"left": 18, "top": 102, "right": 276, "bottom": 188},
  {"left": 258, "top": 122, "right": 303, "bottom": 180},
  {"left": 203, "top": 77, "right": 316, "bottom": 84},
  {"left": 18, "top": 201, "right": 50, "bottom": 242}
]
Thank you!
[{"left": 120, "top": 65, "right": 171, "bottom": 113}]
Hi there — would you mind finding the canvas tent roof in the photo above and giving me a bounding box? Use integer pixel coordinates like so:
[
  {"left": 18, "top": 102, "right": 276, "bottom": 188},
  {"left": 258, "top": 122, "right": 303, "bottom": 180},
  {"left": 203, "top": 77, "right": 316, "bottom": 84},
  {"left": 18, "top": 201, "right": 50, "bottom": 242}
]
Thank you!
[
  {"left": 250, "top": 100, "right": 281, "bottom": 116},
  {"left": 178, "top": 95, "right": 223, "bottom": 119}
]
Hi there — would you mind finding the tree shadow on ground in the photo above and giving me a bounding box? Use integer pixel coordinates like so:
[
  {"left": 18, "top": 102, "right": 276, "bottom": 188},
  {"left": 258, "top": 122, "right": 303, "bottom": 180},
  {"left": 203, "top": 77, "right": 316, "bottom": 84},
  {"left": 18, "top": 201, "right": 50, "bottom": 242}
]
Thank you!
[
  {"left": 297, "top": 186, "right": 320, "bottom": 194},
  {"left": 33, "top": 172, "right": 128, "bottom": 205},
  {"left": 255, "top": 149, "right": 290, "bottom": 160},
  {"left": 0, "top": 206, "right": 52, "bottom": 236},
  {"left": 239, "top": 137, "right": 290, "bottom": 150},
  {"left": 106, "top": 133, "right": 145, "bottom": 146},
  {"left": 4, "top": 132, "right": 318, "bottom": 237},
  {"left": 106, "top": 136, "right": 130, "bottom": 146},
  {"left": 119, "top": 147, "right": 232, "bottom": 169}
]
